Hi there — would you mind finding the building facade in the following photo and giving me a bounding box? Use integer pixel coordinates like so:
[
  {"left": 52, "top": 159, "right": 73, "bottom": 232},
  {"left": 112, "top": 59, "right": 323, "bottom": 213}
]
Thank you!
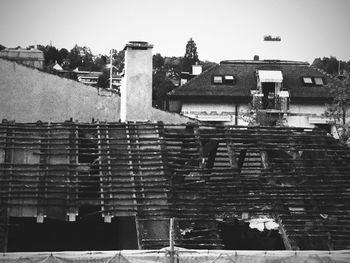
[
  {"left": 168, "top": 60, "right": 341, "bottom": 134},
  {"left": 0, "top": 47, "right": 44, "bottom": 69}
]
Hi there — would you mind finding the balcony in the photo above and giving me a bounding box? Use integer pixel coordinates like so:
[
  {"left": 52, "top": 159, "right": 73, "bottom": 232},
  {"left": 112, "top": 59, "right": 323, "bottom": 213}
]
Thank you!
[{"left": 252, "top": 91, "right": 289, "bottom": 112}]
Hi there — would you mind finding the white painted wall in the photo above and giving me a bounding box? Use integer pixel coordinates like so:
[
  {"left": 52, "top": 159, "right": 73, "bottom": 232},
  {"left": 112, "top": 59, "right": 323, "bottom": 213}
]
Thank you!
[
  {"left": 181, "top": 102, "right": 236, "bottom": 114},
  {"left": 180, "top": 100, "right": 332, "bottom": 128},
  {"left": 289, "top": 103, "right": 327, "bottom": 115},
  {"left": 180, "top": 102, "right": 252, "bottom": 125}
]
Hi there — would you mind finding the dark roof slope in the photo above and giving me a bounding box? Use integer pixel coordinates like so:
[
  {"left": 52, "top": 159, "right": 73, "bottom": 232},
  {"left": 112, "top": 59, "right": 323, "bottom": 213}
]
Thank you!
[{"left": 169, "top": 60, "right": 338, "bottom": 99}]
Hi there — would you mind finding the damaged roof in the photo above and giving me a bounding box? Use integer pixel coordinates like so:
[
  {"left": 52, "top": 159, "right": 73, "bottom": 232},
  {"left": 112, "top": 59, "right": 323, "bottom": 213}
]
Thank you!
[
  {"left": 1, "top": 122, "right": 350, "bottom": 250},
  {"left": 169, "top": 60, "right": 339, "bottom": 99}
]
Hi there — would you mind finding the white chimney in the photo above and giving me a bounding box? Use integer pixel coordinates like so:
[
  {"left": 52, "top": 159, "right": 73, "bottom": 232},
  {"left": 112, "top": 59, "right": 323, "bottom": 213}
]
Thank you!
[
  {"left": 192, "top": 63, "right": 202, "bottom": 75},
  {"left": 120, "top": 41, "right": 153, "bottom": 122}
]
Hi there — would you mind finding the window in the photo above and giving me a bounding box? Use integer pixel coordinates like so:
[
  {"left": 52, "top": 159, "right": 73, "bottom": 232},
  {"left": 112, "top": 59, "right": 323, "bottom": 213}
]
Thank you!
[
  {"left": 224, "top": 75, "right": 235, "bottom": 84},
  {"left": 212, "top": 75, "right": 235, "bottom": 85},
  {"left": 302, "top": 77, "right": 313, "bottom": 84},
  {"left": 213, "top": 75, "right": 223, "bottom": 84},
  {"left": 314, "top": 77, "right": 324, "bottom": 85}
]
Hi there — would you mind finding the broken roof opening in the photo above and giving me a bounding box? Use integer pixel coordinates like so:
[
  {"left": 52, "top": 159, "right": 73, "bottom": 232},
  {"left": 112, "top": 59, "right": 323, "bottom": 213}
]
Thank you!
[
  {"left": 218, "top": 218, "right": 285, "bottom": 250},
  {"left": 7, "top": 216, "right": 138, "bottom": 252}
]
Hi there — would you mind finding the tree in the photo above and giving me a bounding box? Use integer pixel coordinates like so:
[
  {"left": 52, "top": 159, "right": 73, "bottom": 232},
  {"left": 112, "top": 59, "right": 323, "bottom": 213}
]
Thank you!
[
  {"left": 312, "top": 56, "right": 349, "bottom": 75},
  {"left": 97, "top": 68, "right": 111, "bottom": 89},
  {"left": 93, "top": 55, "right": 107, "bottom": 71},
  {"left": 153, "top": 53, "right": 164, "bottom": 70},
  {"left": 152, "top": 70, "right": 175, "bottom": 109},
  {"left": 0, "top": 44, "right": 6, "bottom": 51},
  {"left": 44, "top": 46, "right": 59, "bottom": 64},
  {"left": 112, "top": 50, "right": 125, "bottom": 73},
  {"left": 325, "top": 73, "right": 350, "bottom": 142},
  {"left": 68, "top": 44, "right": 83, "bottom": 69},
  {"left": 182, "top": 38, "right": 199, "bottom": 73},
  {"left": 58, "top": 48, "right": 69, "bottom": 64}
]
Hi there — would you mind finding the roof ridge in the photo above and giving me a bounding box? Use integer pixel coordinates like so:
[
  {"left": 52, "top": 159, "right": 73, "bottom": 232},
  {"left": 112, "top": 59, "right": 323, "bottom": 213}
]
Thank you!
[
  {"left": 220, "top": 60, "right": 309, "bottom": 66},
  {"left": 0, "top": 57, "right": 98, "bottom": 87},
  {"left": 168, "top": 64, "right": 219, "bottom": 95},
  {"left": 310, "top": 65, "right": 345, "bottom": 87}
]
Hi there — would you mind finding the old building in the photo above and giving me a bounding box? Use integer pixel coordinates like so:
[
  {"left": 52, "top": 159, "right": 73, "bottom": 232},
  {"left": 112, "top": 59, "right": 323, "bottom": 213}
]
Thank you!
[
  {"left": 0, "top": 47, "right": 44, "bottom": 69},
  {"left": 1, "top": 122, "right": 350, "bottom": 253},
  {"left": 168, "top": 59, "right": 341, "bottom": 134}
]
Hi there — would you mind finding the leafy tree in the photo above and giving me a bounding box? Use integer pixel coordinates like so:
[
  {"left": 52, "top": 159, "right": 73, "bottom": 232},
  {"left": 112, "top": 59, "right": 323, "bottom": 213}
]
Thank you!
[
  {"left": 182, "top": 38, "right": 199, "bottom": 73},
  {"left": 112, "top": 50, "right": 125, "bottom": 73},
  {"left": 44, "top": 46, "right": 60, "bottom": 64},
  {"left": 68, "top": 44, "right": 83, "bottom": 69},
  {"left": 325, "top": 73, "right": 350, "bottom": 142},
  {"left": 93, "top": 55, "right": 107, "bottom": 71},
  {"left": 153, "top": 53, "right": 164, "bottom": 70},
  {"left": 153, "top": 70, "right": 175, "bottom": 109},
  {"left": 312, "top": 56, "right": 349, "bottom": 75},
  {"left": 58, "top": 48, "right": 69, "bottom": 64},
  {"left": 97, "top": 68, "right": 111, "bottom": 89}
]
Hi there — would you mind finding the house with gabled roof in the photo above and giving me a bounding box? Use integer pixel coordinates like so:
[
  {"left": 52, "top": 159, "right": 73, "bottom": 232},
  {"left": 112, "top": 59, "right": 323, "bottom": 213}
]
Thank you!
[{"left": 168, "top": 59, "right": 341, "bottom": 134}]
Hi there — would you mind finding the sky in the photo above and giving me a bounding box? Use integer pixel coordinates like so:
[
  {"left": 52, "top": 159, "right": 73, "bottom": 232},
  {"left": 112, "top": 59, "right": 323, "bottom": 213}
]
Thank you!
[{"left": 0, "top": 0, "right": 349, "bottom": 64}]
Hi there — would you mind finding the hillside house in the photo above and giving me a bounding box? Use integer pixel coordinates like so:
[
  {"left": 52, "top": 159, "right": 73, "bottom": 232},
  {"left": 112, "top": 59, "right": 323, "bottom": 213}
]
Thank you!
[
  {"left": 0, "top": 47, "right": 44, "bottom": 69},
  {"left": 168, "top": 59, "right": 341, "bottom": 134}
]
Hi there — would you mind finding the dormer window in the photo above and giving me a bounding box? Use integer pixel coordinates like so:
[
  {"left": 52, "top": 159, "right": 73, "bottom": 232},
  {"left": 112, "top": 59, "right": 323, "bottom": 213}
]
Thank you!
[
  {"left": 213, "top": 76, "right": 223, "bottom": 84},
  {"left": 212, "top": 75, "right": 235, "bottom": 85},
  {"left": 303, "top": 77, "right": 313, "bottom": 84},
  {"left": 224, "top": 75, "right": 235, "bottom": 84},
  {"left": 314, "top": 77, "right": 324, "bottom": 85},
  {"left": 302, "top": 77, "right": 325, "bottom": 86}
]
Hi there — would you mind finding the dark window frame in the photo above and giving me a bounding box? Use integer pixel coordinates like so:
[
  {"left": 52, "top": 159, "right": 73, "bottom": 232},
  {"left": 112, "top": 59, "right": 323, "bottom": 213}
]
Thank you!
[
  {"left": 302, "top": 76, "right": 313, "bottom": 85},
  {"left": 313, "top": 77, "right": 325, "bottom": 86},
  {"left": 302, "top": 76, "right": 326, "bottom": 86},
  {"left": 212, "top": 75, "right": 236, "bottom": 85}
]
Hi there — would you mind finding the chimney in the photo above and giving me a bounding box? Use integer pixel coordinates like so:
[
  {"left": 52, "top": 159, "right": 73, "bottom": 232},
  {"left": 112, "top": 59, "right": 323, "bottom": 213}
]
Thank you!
[
  {"left": 121, "top": 41, "right": 153, "bottom": 122},
  {"left": 192, "top": 63, "right": 202, "bottom": 75}
]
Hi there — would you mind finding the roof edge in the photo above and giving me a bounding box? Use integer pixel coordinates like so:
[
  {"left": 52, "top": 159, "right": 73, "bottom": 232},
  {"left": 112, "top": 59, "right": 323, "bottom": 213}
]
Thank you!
[{"left": 220, "top": 60, "right": 309, "bottom": 66}]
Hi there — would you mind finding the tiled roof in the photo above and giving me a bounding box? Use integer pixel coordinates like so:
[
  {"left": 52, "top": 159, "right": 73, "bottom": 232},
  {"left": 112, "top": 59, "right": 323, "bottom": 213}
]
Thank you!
[{"left": 169, "top": 60, "right": 337, "bottom": 99}]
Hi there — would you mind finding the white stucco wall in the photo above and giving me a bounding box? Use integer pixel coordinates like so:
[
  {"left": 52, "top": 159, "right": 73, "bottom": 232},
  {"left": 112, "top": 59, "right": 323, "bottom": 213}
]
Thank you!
[
  {"left": 181, "top": 102, "right": 236, "bottom": 124},
  {"left": 289, "top": 104, "right": 327, "bottom": 115},
  {"left": 180, "top": 102, "right": 252, "bottom": 125},
  {"left": 180, "top": 100, "right": 333, "bottom": 128},
  {"left": 287, "top": 103, "right": 328, "bottom": 128},
  {"left": 181, "top": 102, "right": 236, "bottom": 114}
]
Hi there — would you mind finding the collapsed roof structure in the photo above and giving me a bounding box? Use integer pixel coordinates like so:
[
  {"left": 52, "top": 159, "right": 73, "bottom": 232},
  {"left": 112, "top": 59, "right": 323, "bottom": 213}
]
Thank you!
[{"left": 1, "top": 121, "right": 350, "bottom": 252}]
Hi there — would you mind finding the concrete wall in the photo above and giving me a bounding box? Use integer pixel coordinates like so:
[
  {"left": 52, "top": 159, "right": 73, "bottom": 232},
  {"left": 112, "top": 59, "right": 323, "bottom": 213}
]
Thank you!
[
  {"left": 0, "top": 58, "right": 120, "bottom": 122},
  {"left": 121, "top": 46, "right": 153, "bottom": 121},
  {"left": 121, "top": 42, "right": 193, "bottom": 124}
]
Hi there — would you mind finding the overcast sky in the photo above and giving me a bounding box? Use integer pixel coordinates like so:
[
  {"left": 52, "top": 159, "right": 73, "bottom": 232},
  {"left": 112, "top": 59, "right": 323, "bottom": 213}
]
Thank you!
[{"left": 1, "top": 0, "right": 349, "bottom": 63}]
